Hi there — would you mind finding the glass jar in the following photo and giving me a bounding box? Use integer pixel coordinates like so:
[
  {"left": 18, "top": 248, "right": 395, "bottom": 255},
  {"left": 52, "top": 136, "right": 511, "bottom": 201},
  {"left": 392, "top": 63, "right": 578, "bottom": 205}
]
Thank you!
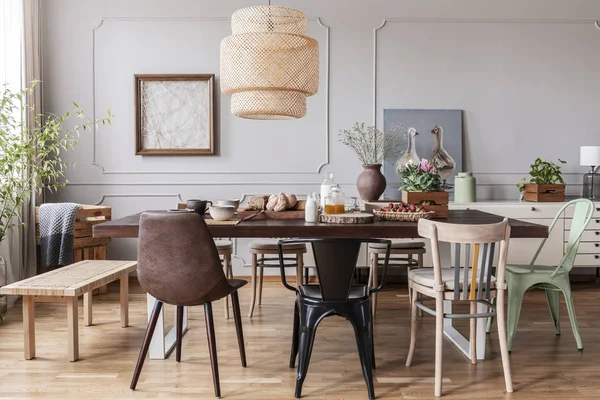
[
  {"left": 583, "top": 172, "right": 600, "bottom": 199},
  {"left": 320, "top": 172, "right": 336, "bottom": 209},
  {"left": 325, "top": 186, "right": 345, "bottom": 214}
]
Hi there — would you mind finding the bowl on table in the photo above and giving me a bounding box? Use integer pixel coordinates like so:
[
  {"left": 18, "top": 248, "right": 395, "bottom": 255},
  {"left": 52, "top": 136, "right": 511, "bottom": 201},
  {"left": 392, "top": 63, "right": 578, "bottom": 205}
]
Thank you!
[
  {"left": 217, "top": 199, "right": 240, "bottom": 211},
  {"left": 209, "top": 205, "right": 236, "bottom": 221},
  {"left": 186, "top": 199, "right": 212, "bottom": 215}
]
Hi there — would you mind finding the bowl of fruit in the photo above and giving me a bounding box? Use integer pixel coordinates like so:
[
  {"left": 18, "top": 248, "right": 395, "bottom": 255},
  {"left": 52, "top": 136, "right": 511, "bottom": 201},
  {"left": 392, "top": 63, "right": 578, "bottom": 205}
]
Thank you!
[{"left": 373, "top": 202, "right": 435, "bottom": 222}]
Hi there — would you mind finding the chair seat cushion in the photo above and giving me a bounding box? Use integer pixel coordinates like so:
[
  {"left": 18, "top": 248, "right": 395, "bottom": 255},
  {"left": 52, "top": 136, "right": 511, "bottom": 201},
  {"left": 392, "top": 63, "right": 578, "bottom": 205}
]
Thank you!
[
  {"left": 228, "top": 278, "right": 247, "bottom": 290},
  {"left": 408, "top": 268, "right": 496, "bottom": 291},
  {"left": 214, "top": 240, "right": 233, "bottom": 250},
  {"left": 299, "top": 284, "right": 368, "bottom": 300},
  {"left": 368, "top": 241, "right": 426, "bottom": 249},
  {"left": 505, "top": 264, "right": 566, "bottom": 275},
  {"left": 249, "top": 239, "right": 307, "bottom": 251}
]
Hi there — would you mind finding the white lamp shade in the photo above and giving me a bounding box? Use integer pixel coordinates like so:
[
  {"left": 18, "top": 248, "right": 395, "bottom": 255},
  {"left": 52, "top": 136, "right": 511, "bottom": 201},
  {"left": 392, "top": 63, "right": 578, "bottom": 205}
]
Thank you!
[{"left": 580, "top": 146, "right": 600, "bottom": 166}]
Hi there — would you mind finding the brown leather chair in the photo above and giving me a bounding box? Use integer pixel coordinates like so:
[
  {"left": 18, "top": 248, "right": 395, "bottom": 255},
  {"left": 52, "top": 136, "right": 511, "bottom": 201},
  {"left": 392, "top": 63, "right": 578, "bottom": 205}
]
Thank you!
[{"left": 130, "top": 212, "right": 247, "bottom": 397}]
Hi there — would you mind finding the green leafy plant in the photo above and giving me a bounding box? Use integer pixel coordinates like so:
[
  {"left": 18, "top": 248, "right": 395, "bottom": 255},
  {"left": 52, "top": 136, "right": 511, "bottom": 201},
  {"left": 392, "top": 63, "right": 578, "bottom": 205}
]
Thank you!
[
  {"left": 517, "top": 158, "right": 566, "bottom": 192},
  {"left": 398, "top": 158, "right": 442, "bottom": 192},
  {"left": 338, "top": 122, "right": 405, "bottom": 165},
  {"left": 0, "top": 82, "right": 112, "bottom": 245}
]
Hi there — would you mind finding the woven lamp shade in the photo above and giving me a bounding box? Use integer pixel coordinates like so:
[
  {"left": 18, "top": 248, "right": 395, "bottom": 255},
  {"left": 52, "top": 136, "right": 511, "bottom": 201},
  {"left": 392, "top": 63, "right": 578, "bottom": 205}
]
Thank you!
[{"left": 220, "top": 6, "right": 319, "bottom": 120}]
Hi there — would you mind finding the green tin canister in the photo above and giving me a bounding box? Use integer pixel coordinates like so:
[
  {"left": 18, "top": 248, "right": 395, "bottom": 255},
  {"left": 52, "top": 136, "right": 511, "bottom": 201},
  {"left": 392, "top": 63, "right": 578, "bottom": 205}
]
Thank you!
[{"left": 454, "top": 172, "right": 476, "bottom": 203}]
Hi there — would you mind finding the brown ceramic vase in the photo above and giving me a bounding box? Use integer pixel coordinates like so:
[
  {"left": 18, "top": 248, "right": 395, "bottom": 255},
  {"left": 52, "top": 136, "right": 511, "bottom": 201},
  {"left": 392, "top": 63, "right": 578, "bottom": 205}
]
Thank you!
[{"left": 356, "top": 164, "right": 387, "bottom": 201}]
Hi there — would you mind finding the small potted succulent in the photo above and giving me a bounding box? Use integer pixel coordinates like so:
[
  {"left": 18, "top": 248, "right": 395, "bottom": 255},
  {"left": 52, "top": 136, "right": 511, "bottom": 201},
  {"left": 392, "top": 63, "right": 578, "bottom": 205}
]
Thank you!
[
  {"left": 398, "top": 158, "right": 448, "bottom": 218},
  {"left": 517, "top": 158, "right": 566, "bottom": 202}
]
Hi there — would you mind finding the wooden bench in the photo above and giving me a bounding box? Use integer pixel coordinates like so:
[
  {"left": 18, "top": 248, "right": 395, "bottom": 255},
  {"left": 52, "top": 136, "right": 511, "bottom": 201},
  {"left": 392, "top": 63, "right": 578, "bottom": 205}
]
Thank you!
[{"left": 0, "top": 260, "right": 137, "bottom": 361}]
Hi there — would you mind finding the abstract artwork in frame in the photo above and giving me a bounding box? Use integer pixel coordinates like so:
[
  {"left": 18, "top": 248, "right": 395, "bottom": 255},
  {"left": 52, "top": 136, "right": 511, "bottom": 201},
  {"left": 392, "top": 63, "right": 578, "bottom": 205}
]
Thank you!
[
  {"left": 383, "top": 109, "right": 463, "bottom": 200},
  {"left": 135, "top": 74, "right": 215, "bottom": 155}
]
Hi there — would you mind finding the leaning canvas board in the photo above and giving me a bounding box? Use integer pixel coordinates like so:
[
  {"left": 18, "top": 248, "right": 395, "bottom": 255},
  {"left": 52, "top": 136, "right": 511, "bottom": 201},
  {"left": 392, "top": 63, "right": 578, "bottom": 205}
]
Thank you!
[{"left": 383, "top": 109, "right": 463, "bottom": 200}]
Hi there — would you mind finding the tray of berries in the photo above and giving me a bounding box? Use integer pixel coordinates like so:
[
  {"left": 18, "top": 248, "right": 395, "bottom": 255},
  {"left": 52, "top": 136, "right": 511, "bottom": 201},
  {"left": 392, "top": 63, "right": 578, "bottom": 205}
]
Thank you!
[{"left": 373, "top": 202, "right": 435, "bottom": 222}]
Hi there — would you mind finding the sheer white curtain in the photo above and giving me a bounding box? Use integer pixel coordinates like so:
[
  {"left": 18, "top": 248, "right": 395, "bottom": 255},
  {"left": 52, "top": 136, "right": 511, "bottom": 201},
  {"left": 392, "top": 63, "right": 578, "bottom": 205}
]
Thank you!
[{"left": 0, "top": 0, "right": 41, "bottom": 307}]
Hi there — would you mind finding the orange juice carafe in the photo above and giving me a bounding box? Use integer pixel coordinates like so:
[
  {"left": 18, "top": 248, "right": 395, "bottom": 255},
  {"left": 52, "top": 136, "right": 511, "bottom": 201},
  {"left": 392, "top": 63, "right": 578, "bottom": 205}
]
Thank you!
[{"left": 324, "top": 186, "right": 346, "bottom": 214}]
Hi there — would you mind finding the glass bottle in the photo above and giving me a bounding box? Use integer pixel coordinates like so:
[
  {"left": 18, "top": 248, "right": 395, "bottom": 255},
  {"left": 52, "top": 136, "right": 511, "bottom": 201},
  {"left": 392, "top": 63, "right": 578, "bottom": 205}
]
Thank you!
[
  {"left": 305, "top": 192, "right": 319, "bottom": 223},
  {"left": 325, "top": 186, "right": 346, "bottom": 214},
  {"left": 320, "top": 172, "right": 336, "bottom": 209}
]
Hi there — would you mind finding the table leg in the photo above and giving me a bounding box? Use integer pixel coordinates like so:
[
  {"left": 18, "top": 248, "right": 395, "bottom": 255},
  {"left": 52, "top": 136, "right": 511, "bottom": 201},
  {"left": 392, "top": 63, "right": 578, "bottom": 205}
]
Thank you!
[
  {"left": 83, "top": 292, "right": 92, "bottom": 326},
  {"left": 66, "top": 296, "right": 79, "bottom": 361},
  {"left": 147, "top": 293, "right": 189, "bottom": 359},
  {"left": 23, "top": 295, "right": 35, "bottom": 360},
  {"left": 120, "top": 273, "right": 129, "bottom": 328}
]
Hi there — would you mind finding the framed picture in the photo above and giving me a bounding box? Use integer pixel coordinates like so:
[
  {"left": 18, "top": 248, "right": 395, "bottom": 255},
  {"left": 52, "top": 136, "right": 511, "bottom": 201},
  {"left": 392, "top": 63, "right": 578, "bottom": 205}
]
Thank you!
[{"left": 135, "top": 74, "right": 215, "bottom": 155}]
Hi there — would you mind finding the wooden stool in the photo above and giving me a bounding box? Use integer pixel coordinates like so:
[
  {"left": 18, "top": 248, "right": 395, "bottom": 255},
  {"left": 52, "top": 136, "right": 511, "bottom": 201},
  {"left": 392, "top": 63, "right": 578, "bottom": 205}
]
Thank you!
[
  {"left": 0, "top": 260, "right": 137, "bottom": 361},
  {"left": 215, "top": 239, "right": 234, "bottom": 319},
  {"left": 368, "top": 241, "right": 426, "bottom": 316},
  {"left": 248, "top": 240, "right": 307, "bottom": 318}
]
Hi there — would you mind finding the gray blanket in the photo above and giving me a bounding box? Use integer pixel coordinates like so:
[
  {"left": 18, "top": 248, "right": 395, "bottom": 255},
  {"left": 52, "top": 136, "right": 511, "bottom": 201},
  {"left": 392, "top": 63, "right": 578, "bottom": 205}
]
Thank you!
[{"left": 39, "top": 203, "right": 81, "bottom": 269}]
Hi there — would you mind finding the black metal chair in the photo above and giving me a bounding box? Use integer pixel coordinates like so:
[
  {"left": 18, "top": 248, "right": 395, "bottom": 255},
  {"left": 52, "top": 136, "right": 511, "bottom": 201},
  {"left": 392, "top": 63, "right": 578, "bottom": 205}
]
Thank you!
[{"left": 278, "top": 238, "right": 391, "bottom": 400}]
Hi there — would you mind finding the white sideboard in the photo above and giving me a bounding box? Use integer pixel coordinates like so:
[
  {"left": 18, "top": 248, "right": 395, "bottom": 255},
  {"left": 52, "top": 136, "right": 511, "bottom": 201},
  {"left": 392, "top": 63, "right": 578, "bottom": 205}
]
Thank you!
[{"left": 449, "top": 200, "right": 600, "bottom": 269}]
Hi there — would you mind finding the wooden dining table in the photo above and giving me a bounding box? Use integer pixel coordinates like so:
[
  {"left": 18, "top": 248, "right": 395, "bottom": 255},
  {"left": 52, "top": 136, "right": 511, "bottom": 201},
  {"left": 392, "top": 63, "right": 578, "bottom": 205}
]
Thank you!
[{"left": 93, "top": 209, "right": 548, "bottom": 361}]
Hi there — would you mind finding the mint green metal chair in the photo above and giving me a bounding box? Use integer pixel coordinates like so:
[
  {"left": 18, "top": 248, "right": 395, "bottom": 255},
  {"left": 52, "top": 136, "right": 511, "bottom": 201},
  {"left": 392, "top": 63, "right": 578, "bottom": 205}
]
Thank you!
[{"left": 486, "top": 198, "right": 595, "bottom": 351}]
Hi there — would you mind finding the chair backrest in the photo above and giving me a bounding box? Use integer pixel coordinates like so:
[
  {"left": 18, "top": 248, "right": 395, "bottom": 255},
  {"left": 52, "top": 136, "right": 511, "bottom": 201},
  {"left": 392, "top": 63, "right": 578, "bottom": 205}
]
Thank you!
[
  {"left": 418, "top": 218, "right": 511, "bottom": 301},
  {"left": 278, "top": 238, "right": 391, "bottom": 302},
  {"left": 137, "top": 212, "right": 227, "bottom": 306},
  {"left": 531, "top": 198, "right": 595, "bottom": 273}
]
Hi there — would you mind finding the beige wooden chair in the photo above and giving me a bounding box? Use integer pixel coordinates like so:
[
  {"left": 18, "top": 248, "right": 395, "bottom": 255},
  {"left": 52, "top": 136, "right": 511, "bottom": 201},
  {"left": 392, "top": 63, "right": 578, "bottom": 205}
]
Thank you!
[
  {"left": 368, "top": 240, "right": 426, "bottom": 315},
  {"left": 405, "top": 218, "right": 513, "bottom": 397},
  {"left": 248, "top": 239, "right": 307, "bottom": 318}
]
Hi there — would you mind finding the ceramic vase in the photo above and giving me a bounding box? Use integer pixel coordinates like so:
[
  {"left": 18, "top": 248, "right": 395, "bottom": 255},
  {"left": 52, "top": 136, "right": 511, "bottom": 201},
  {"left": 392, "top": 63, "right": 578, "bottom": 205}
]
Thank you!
[{"left": 357, "top": 164, "right": 387, "bottom": 201}]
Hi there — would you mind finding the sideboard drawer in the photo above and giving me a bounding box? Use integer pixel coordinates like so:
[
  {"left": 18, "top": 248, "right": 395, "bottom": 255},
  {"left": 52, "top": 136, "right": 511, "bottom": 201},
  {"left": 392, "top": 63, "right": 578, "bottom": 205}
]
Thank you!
[
  {"left": 453, "top": 204, "right": 561, "bottom": 219},
  {"left": 565, "top": 218, "right": 600, "bottom": 230},
  {"left": 573, "top": 254, "right": 600, "bottom": 266},
  {"left": 566, "top": 230, "right": 600, "bottom": 242},
  {"left": 566, "top": 242, "right": 600, "bottom": 253}
]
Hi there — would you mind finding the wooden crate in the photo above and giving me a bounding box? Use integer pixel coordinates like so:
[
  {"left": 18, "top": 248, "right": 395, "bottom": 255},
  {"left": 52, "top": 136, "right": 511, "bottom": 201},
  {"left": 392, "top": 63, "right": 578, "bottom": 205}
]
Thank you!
[
  {"left": 523, "top": 184, "right": 565, "bottom": 202},
  {"left": 35, "top": 205, "right": 112, "bottom": 294},
  {"left": 401, "top": 191, "right": 449, "bottom": 218}
]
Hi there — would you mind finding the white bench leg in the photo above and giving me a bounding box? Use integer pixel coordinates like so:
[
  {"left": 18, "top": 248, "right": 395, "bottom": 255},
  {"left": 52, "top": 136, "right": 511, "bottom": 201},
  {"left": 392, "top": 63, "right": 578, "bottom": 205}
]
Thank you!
[
  {"left": 147, "top": 293, "right": 188, "bottom": 359},
  {"left": 120, "top": 273, "right": 129, "bottom": 328},
  {"left": 66, "top": 296, "right": 79, "bottom": 361},
  {"left": 83, "top": 292, "right": 92, "bottom": 326},
  {"left": 23, "top": 295, "right": 35, "bottom": 360}
]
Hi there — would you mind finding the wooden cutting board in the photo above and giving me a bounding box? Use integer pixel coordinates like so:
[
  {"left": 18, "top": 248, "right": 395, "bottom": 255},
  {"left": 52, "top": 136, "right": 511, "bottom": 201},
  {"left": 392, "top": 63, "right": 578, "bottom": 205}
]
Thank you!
[
  {"left": 319, "top": 213, "right": 374, "bottom": 224},
  {"left": 237, "top": 210, "right": 305, "bottom": 220}
]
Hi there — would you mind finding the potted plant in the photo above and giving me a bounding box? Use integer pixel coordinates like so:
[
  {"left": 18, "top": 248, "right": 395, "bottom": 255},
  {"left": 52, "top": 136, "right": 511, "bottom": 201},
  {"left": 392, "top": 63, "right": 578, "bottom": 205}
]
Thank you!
[
  {"left": 398, "top": 158, "right": 449, "bottom": 218},
  {"left": 517, "top": 158, "right": 566, "bottom": 202},
  {"left": 0, "top": 82, "right": 111, "bottom": 322},
  {"left": 339, "top": 122, "right": 404, "bottom": 201}
]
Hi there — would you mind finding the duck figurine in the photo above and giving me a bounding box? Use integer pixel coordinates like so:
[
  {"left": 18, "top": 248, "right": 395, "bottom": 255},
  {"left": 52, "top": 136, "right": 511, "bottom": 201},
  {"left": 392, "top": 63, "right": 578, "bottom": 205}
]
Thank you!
[
  {"left": 395, "top": 127, "right": 420, "bottom": 173},
  {"left": 429, "top": 125, "right": 456, "bottom": 187}
]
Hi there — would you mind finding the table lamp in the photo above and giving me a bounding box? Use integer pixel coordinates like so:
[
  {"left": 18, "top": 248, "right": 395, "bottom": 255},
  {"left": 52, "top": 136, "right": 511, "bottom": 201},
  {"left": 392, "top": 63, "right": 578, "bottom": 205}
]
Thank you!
[{"left": 580, "top": 146, "right": 600, "bottom": 199}]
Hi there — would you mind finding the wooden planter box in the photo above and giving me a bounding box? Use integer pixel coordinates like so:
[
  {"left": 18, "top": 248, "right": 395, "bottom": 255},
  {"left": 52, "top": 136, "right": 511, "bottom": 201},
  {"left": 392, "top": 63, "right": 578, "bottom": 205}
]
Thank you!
[
  {"left": 36, "top": 205, "right": 112, "bottom": 294},
  {"left": 523, "top": 184, "right": 565, "bottom": 202},
  {"left": 401, "top": 191, "right": 449, "bottom": 218}
]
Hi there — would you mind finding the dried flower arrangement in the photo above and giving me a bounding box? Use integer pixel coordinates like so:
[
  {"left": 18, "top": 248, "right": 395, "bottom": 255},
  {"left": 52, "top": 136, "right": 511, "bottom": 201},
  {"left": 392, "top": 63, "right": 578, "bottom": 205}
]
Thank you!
[{"left": 338, "top": 122, "right": 405, "bottom": 165}]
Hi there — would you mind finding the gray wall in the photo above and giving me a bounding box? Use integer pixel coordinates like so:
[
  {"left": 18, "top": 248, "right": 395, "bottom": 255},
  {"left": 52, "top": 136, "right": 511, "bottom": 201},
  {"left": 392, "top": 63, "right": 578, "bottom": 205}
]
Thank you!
[{"left": 42, "top": 0, "right": 600, "bottom": 268}]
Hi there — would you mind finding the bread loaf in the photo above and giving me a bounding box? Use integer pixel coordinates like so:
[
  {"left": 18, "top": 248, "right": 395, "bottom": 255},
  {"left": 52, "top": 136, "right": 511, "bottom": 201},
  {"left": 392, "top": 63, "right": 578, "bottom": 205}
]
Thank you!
[
  {"left": 285, "top": 193, "right": 297, "bottom": 208},
  {"left": 273, "top": 193, "right": 289, "bottom": 212},
  {"left": 248, "top": 195, "right": 269, "bottom": 211},
  {"left": 266, "top": 194, "right": 279, "bottom": 211}
]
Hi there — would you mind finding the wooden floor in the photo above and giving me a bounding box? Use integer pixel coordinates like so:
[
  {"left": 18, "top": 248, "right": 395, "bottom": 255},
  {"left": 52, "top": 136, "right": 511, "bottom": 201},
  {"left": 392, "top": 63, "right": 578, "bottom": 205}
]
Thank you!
[{"left": 1, "top": 280, "right": 600, "bottom": 399}]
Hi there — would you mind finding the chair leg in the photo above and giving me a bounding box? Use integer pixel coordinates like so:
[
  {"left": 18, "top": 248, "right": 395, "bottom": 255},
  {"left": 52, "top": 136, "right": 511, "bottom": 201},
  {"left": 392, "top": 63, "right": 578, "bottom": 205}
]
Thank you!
[
  {"left": 562, "top": 286, "right": 583, "bottom": 350},
  {"left": 495, "top": 289, "right": 514, "bottom": 393},
  {"left": 290, "top": 300, "right": 300, "bottom": 368},
  {"left": 204, "top": 302, "right": 221, "bottom": 398},
  {"left": 507, "top": 285, "right": 526, "bottom": 352},
  {"left": 350, "top": 303, "right": 375, "bottom": 400},
  {"left": 248, "top": 253, "right": 258, "bottom": 318},
  {"left": 407, "top": 266, "right": 413, "bottom": 308},
  {"left": 176, "top": 305, "right": 184, "bottom": 363},
  {"left": 295, "top": 306, "right": 319, "bottom": 399},
  {"left": 486, "top": 297, "right": 496, "bottom": 334},
  {"left": 257, "top": 264, "right": 264, "bottom": 306},
  {"left": 231, "top": 291, "right": 247, "bottom": 367},
  {"left": 370, "top": 252, "right": 379, "bottom": 317},
  {"left": 434, "top": 295, "right": 444, "bottom": 397},
  {"left": 406, "top": 284, "right": 418, "bottom": 367},
  {"left": 545, "top": 289, "right": 561, "bottom": 335},
  {"left": 297, "top": 253, "right": 306, "bottom": 285},
  {"left": 223, "top": 254, "right": 231, "bottom": 319},
  {"left": 469, "top": 301, "right": 477, "bottom": 365},
  {"left": 130, "top": 300, "right": 163, "bottom": 390}
]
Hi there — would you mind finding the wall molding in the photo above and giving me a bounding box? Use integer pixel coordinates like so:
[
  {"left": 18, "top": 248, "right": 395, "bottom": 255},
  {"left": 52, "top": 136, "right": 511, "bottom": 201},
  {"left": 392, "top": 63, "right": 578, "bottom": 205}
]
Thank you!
[
  {"left": 92, "top": 193, "right": 183, "bottom": 206},
  {"left": 92, "top": 16, "right": 331, "bottom": 175},
  {"left": 373, "top": 17, "right": 600, "bottom": 128}
]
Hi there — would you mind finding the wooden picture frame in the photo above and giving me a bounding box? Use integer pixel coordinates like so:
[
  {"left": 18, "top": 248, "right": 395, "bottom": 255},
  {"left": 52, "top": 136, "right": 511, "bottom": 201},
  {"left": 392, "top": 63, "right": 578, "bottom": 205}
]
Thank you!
[{"left": 134, "top": 74, "right": 215, "bottom": 155}]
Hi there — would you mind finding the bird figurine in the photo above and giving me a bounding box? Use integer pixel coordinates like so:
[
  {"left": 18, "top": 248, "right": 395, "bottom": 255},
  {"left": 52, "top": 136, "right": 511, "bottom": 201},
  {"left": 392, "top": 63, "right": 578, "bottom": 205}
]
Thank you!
[
  {"left": 395, "top": 127, "right": 420, "bottom": 173},
  {"left": 429, "top": 125, "right": 456, "bottom": 187}
]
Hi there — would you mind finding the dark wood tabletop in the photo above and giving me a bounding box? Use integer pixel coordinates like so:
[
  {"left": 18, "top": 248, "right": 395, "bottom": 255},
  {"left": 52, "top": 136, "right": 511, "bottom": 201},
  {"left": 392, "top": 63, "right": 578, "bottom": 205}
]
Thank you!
[{"left": 92, "top": 209, "right": 548, "bottom": 239}]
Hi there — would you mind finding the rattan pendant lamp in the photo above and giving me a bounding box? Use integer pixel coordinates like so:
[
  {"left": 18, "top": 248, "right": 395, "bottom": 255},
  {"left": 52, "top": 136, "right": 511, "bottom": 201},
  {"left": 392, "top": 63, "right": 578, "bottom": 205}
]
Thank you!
[{"left": 220, "top": 3, "right": 319, "bottom": 119}]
